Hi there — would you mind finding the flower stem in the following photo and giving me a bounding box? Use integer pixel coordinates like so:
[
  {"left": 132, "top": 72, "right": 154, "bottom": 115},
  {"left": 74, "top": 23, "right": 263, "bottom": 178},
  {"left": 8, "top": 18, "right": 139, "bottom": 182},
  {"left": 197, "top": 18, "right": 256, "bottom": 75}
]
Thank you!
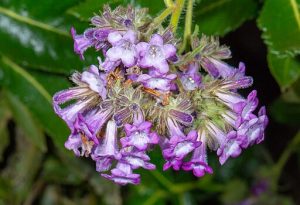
[
  {"left": 154, "top": 7, "right": 173, "bottom": 25},
  {"left": 145, "top": 7, "right": 172, "bottom": 37},
  {"left": 150, "top": 170, "right": 174, "bottom": 190},
  {"left": 179, "top": 0, "right": 194, "bottom": 53},
  {"left": 143, "top": 190, "right": 168, "bottom": 205},
  {"left": 273, "top": 131, "right": 300, "bottom": 191},
  {"left": 164, "top": 0, "right": 174, "bottom": 7},
  {"left": 170, "top": 0, "right": 186, "bottom": 33}
]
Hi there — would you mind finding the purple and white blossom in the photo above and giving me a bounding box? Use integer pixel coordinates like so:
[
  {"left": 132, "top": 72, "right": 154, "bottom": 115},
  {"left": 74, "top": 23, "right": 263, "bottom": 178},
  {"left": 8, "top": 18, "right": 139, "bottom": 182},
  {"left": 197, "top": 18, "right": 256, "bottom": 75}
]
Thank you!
[
  {"left": 53, "top": 5, "right": 268, "bottom": 185},
  {"left": 101, "top": 162, "right": 140, "bottom": 185},
  {"left": 179, "top": 62, "right": 202, "bottom": 91},
  {"left": 105, "top": 30, "right": 138, "bottom": 68},
  {"left": 137, "top": 34, "right": 176, "bottom": 74},
  {"left": 121, "top": 121, "right": 159, "bottom": 150},
  {"left": 71, "top": 27, "right": 112, "bottom": 60},
  {"left": 137, "top": 73, "right": 177, "bottom": 92},
  {"left": 182, "top": 133, "right": 213, "bottom": 177},
  {"left": 162, "top": 119, "right": 201, "bottom": 171},
  {"left": 92, "top": 120, "right": 120, "bottom": 172}
]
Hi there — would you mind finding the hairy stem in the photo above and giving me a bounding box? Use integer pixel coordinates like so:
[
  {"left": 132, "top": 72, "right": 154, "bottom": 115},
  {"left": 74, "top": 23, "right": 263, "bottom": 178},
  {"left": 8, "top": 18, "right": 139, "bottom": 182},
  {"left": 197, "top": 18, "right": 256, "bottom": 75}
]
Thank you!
[
  {"left": 154, "top": 7, "right": 173, "bottom": 25},
  {"left": 164, "top": 0, "right": 174, "bottom": 7},
  {"left": 179, "top": 0, "right": 194, "bottom": 53},
  {"left": 170, "top": 0, "right": 186, "bottom": 33},
  {"left": 145, "top": 7, "right": 172, "bottom": 37}
]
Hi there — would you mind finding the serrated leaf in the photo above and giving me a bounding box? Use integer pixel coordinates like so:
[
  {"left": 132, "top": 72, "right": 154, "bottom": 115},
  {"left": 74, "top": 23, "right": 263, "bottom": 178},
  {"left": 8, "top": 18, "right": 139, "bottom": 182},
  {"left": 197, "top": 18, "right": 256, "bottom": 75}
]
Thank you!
[
  {"left": 5, "top": 91, "right": 47, "bottom": 152},
  {"left": 267, "top": 53, "right": 300, "bottom": 91},
  {"left": 194, "top": 0, "right": 258, "bottom": 36},
  {"left": 67, "top": 0, "right": 165, "bottom": 21},
  {"left": 0, "top": 56, "right": 69, "bottom": 150},
  {"left": 258, "top": 0, "right": 300, "bottom": 56}
]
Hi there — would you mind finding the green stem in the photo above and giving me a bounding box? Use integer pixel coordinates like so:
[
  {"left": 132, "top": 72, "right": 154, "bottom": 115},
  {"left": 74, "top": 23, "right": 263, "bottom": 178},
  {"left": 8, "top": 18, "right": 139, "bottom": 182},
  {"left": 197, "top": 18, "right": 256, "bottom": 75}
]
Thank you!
[
  {"left": 164, "top": 0, "right": 174, "bottom": 7},
  {"left": 170, "top": 181, "right": 199, "bottom": 193},
  {"left": 149, "top": 170, "right": 174, "bottom": 190},
  {"left": 179, "top": 0, "right": 194, "bottom": 53},
  {"left": 273, "top": 131, "right": 300, "bottom": 191},
  {"left": 170, "top": 0, "right": 186, "bottom": 33},
  {"left": 154, "top": 7, "right": 173, "bottom": 25},
  {"left": 143, "top": 190, "right": 168, "bottom": 205},
  {"left": 145, "top": 7, "right": 172, "bottom": 37}
]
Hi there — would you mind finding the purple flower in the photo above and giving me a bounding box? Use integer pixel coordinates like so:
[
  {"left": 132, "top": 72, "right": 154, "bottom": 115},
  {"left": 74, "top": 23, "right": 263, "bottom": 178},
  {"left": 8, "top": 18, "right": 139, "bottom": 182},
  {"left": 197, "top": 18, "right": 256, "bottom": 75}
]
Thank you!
[
  {"left": 179, "top": 62, "right": 202, "bottom": 91},
  {"left": 137, "top": 73, "right": 177, "bottom": 92},
  {"left": 71, "top": 27, "right": 111, "bottom": 60},
  {"left": 182, "top": 133, "right": 213, "bottom": 177},
  {"left": 215, "top": 91, "right": 245, "bottom": 110},
  {"left": 82, "top": 65, "right": 107, "bottom": 100},
  {"left": 233, "top": 90, "right": 259, "bottom": 126},
  {"left": 121, "top": 121, "right": 159, "bottom": 151},
  {"left": 163, "top": 119, "right": 201, "bottom": 171},
  {"left": 102, "top": 162, "right": 140, "bottom": 185},
  {"left": 201, "top": 57, "right": 248, "bottom": 80},
  {"left": 53, "top": 66, "right": 106, "bottom": 127},
  {"left": 83, "top": 105, "right": 113, "bottom": 136},
  {"left": 217, "top": 131, "right": 245, "bottom": 165},
  {"left": 120, "top": 149, "right": 156, "bottom": 170},
  {"left": 65, "top": 114, "right": 95, "bottom": 157},
  {"left": 105, "top": 30, "right": 138, "bottom": 68},
  {"left": 52, "top": 5, "right": 269, "bottom": 185},
  {"left": 137, "top": 34, "right": 176, "bottom": 74},
  {"left": 238, "top": 106, "right": 268, "bottom": 148},
  {"left": 71, "top": 27, "right": 94, "bottom": 60},
  {"left": 92, "top": 120, "right": 120, "bottom": 172}
]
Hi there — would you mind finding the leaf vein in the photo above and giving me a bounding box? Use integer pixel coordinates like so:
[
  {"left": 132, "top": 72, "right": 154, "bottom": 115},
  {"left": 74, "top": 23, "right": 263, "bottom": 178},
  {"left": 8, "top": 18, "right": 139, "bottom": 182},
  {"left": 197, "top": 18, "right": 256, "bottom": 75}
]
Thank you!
[
  {"left": 1, "top": 56, "right": 52, "bottom": 103},
  {"left": 0, "top": 6, "right": 70, "bottom": 37},
  {"left": 290, "top": 0, "right": 300, "bottom": 30}
]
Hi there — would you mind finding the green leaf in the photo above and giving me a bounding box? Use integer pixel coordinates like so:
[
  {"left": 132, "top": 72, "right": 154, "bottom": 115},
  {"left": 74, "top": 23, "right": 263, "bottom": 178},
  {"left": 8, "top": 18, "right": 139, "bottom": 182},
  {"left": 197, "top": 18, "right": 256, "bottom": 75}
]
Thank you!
[
  {"left": 0, "top": 3, "right": 93, "bottom": 74},
  {"left": 193, "top": 0, "right": 258, "bottom": 36},
  {"left": 0, "top": 0, "right": 81, "bottom": 26},
  {"left": 0, "top": 56, "right": 69, "bottom": 150},
  {"left": 270, "top": 98, "right": 300, "bottom": 125},
  {"left": 5, "top": 91, "right": 47, "bottom": 152},
  {"left": 267, "top": 53, "right": 300, "bottom": 91},
  {"left": 67, "top": 0, "right": 165, "bottom": 21},
  {"left": 258, "top": 0, "right": 300, "bottom": 56}
]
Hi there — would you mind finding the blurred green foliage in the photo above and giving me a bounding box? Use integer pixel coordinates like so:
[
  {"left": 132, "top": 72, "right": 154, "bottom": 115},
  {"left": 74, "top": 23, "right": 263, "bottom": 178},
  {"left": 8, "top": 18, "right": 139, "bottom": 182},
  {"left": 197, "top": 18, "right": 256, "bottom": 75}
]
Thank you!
[{"left": 0, "top": 0, "right": 299, "bottom": 204}]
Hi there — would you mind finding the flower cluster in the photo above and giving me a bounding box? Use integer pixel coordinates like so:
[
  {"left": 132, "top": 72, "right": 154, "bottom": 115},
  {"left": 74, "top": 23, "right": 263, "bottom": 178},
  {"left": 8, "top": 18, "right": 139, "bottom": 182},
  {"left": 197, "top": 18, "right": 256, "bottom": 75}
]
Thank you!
[{"left": 53, "top": 5, "right": 268, "bottom": 185}]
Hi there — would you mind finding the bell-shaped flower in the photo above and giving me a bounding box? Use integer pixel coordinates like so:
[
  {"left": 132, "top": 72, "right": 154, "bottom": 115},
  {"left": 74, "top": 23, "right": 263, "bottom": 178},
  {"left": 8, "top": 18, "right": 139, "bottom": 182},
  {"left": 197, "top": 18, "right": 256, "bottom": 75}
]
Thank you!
[
  {"left": 182, "top": 133, "right": 213, "bottom": 177},
  {"left": 92, "top": 120, "right": 120, "bottom": 172}
]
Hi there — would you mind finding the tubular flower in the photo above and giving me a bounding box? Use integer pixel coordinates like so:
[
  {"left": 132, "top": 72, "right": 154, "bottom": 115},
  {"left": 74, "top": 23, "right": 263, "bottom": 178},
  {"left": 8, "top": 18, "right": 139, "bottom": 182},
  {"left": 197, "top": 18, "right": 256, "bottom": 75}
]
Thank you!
[{"left": 53, "top": 5, "right": 268, "bottom": 185}]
